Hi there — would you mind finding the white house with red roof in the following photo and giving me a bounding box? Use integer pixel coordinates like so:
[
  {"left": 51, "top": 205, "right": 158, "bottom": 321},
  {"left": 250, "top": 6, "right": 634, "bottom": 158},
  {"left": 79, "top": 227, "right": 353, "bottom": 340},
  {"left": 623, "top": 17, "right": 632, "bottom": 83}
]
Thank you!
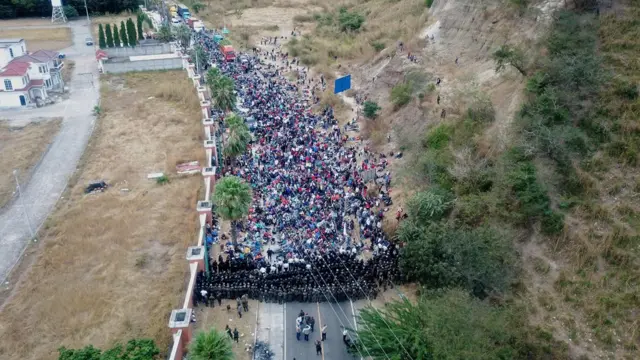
[
  {"left": 0, "top": 59, "right": 48, "bottom": 108},
  {"left": 11, "top": 49, "right": 64, "bottom": 91},
  {"left": 0, "top": 38, "right": 62, "bottom": 108}
]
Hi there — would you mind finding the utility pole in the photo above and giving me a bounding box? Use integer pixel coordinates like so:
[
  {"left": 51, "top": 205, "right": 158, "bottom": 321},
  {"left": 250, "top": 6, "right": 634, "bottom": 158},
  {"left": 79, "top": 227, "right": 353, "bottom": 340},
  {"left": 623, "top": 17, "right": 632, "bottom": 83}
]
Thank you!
[
  {"left": 83, "top": 0, "right": 90, "bottom": 25},
  {"left": 13, "top": 170, "right": 36, "bottom": 241}
]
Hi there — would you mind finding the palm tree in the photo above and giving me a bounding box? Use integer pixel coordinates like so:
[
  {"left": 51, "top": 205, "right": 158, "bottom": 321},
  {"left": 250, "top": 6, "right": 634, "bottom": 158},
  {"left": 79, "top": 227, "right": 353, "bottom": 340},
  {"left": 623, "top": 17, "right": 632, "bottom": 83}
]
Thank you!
[
  {"left": 223, "top": 113, "right": 250, "bottom": 165},
  {"left": 212, "top": 176, "right": 252, "bottom": 246},
  {"left": 211, "top": 75, "right": 236, "bottom": 112},
  {"left": 205, "top": 67, "right": 221, "bottom": 88},
  {"left": 189, "top": 328, "right": 234, "bottom": 360}
]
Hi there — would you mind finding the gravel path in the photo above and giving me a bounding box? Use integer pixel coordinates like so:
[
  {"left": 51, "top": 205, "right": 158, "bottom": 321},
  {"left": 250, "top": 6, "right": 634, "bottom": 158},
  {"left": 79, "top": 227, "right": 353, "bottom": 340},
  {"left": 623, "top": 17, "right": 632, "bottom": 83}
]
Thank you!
[{"left": 0, "top": 20, "right": 100, "bottom": 284}]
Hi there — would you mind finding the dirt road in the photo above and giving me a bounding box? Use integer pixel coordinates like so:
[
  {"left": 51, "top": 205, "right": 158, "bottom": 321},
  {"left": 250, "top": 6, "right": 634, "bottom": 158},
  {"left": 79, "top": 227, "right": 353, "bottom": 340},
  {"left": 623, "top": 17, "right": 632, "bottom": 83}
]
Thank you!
[{"left": 0, "top": 20, "right": 100, "bottom": 284}]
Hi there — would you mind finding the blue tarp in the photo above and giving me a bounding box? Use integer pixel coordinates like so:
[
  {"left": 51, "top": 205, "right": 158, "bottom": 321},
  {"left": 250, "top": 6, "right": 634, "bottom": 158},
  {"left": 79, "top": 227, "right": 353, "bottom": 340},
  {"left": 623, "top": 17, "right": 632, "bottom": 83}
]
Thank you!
[{"left": 334, "top": 74, "right": 351, "bottom": 94}]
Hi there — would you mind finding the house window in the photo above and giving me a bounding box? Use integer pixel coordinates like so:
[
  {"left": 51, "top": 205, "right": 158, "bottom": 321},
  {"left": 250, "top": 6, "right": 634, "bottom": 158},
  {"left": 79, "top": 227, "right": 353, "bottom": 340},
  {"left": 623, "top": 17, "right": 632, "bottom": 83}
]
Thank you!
[
  {"left": 21, "top": 45, "right": 24, "bottom": 53},
  {"left": 46, "top": 79, "right": 51, "bottom": 87},
  {"left": 39, "top": 66, "right": 45, "bottom": 73},
  {"left": 4, "top": 79, "right": 13, "bottom": 91},
  {"left": 22, "top": 76, "right": 27, "bottom": 85},
  {"left": 9, "top": 48, "right": 13, "bottom": 58}
]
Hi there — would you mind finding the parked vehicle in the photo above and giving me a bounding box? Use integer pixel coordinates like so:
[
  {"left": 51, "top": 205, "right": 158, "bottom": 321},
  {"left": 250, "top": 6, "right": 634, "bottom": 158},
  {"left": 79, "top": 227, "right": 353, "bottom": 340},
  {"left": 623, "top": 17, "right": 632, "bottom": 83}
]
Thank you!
[
  {"left": 177, "top": 4, "right": 191, "bottom": 19},
  {"left": 85, "top": 37, "right": 94, "bottom": 46},
  {"left": 220, "top": 45, "right": 236, "bottom": 62},
  {"left": 187, "top": 17, "right": 204, "bottom": 32}
]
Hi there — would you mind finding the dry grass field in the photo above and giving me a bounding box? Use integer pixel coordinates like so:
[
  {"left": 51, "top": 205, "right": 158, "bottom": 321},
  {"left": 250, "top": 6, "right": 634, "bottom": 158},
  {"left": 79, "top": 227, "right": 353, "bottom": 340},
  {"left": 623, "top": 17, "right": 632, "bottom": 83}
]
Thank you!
[
  {"left": 91, "top": 14, "right": 136, "bottom": 39},
  {"left": 0, "top": 28, "right": 72, "bottom": 51},
  {"left": 0, "top": 71, "right": 203, "bottom": 360},
  {"left": 0, "top": 119, "right": 62, "bottom": 209}
]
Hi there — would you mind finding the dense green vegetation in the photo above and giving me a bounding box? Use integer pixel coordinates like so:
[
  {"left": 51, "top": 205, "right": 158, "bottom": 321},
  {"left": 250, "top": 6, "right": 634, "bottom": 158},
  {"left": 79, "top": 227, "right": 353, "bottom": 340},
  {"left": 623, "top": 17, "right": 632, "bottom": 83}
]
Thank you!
[
  {"left": 387, "top": 2, "right": 640, "bottom": 354},
  {"left": 2, "top": 0, "right": 138, "bottom": 19},
  {"left": 355, "top": 290, "right": 566, "bottom": 360},
  {"left": 58, "top": 338, "right": 159, "bottom": 360}
]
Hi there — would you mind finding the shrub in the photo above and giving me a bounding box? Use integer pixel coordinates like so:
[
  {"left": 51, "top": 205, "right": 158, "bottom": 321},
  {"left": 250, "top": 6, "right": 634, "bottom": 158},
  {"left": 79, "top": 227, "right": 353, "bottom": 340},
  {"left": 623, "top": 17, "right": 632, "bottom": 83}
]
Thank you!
[
  {"left": 370, "top": 41, "right": 385, "bottom": 52},
  {"left": 0, "top": 4, "right": 16, "bottom": 19},
  {"left": 63, "top": 5, "right": 79, "bottom": 18},
  {"left": 466, "top": 97, "right": 495, "bottom": 123},
  {"left": 541, "top": 210, "right": 564, "bottom": 235},
  {"left": 425, "top": 0, "right": 434, "bottom": 8},
  {"left": 337, "top": 8, "right": 365, "bottom": 32},
  {"left": 390, "top": 82, "right": 413, "bottom": 108},
  {"left": 424, "top": 124, "right": 453, "bottom": 150},
  {"left": 406, "top": 187, "right": 455, "bottom": 223},
  {"left": 363, "top": 101, "right": 381, "bottom": 119}
]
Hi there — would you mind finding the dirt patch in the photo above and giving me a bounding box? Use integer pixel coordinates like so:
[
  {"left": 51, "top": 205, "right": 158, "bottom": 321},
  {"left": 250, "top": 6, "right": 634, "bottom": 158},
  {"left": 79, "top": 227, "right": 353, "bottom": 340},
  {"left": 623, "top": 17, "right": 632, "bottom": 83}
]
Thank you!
[
  {"left": 0, "top": 27, "right": 72, "bottom": 51},
  {"left": 0, "top": 118, "right": 62, "bottom": 209},
  {"left": 0, "top": 18, "right": 55, "bottom": 27},
  {"left": 194, "top": 299, "right": 259, "bottom": 360},
  {"left": 0, "top": 71, "right": 203, "bottom": 360},
  {"left": 62, "top": 59, "right": 75, "bottom": 84}
]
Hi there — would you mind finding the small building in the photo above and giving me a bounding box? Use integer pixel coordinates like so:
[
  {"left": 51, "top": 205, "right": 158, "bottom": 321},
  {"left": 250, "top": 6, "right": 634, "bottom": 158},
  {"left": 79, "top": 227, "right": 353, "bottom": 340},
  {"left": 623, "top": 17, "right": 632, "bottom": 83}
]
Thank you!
[
  {"left": 0, "top": 38, "right": 27, "bottom": 69},
  {"left": 0, "top": 61, "right": 48, "bottom": 108},
  {"left": 11, "top": 50, "right": 64, "bottom": 91}
]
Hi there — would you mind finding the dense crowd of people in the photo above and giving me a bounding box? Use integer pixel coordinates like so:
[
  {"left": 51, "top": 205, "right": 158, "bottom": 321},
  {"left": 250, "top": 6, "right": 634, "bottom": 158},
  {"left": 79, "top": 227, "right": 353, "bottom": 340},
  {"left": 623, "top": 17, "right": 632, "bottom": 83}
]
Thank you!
[{"left": 192, "top": 28, "right": 404, "bottom": 305}]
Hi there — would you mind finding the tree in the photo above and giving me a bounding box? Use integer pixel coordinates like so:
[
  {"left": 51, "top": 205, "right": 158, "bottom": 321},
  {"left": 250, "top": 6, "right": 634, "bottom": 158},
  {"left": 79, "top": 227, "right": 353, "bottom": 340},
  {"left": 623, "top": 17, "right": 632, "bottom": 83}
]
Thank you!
[
  {"left": 223, "top": 113, "right": 251, "bottom": 165},
  {"left": 118, "top": 21, "right": 127, "bottom": 47},
  {"left": 175, "top": 24, "right": 191, "bottom": 50},
  {"left": 136, "top": 14, "right": 144, "bottom": 40},
  {"left": 189, "top": 328, "right": 234, "bottom": 360},
  {"left": 63, "top": 5, "right": 78, "bottom": 18},
  {"left": 390, "top": 82, "right": 413, "bottom": 108},
  {"left": 205, "top": 67, "right": 221, "bottom": 89},
  {"left": 192, "top": 2, "right": 205, "bottom": 14},
  {"left": 363, "top": 100, "right": 381, "bottom": 119},
  {"left": 398, "top": 223, "right": 517, "bottom": 297},
  {"left": 492, "top": 45, "right": 527, "bottom": 76},
  {"left": 354, "top": 289, "right": 534, "bottom": 360},
  {"left": 113, "top": 24, "right": 126, "bottom": 47},
  {"left": 98, "top": 24, "right": 106, "bottom": 49},
  {"left": 127, "top": 18, "right": 137, "bottom": 47},
  {"left": 212, "top": 176, "right": 252, "bottom": 246},
  {"left": 105, "top": 23, "right": 114, "bottom": 48},
  {"left": 337, "top": 7, "right": 365, "bottom": 32},
  {"left": 190, "top": 44, "right": 209, "bottom": 73},
  {"left": 58, "top": 338, "right": 159, "bottom": 360},
  {"left": 156, "top": 24, "right": 173, "bottom": 42},
  {"left": 210, "top": 75, "right": 236, "bottom": 112}
]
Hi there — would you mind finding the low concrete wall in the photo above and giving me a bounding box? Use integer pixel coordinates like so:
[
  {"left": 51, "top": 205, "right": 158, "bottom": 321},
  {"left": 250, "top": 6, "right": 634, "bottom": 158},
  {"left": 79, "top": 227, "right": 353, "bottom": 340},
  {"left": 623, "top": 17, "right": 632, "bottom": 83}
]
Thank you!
[
  {"left": 102, "top": 58, "right": 183, "bottom": 74},
  {"left": 104, "top": 43, "right": 173, "bottom": 57}
]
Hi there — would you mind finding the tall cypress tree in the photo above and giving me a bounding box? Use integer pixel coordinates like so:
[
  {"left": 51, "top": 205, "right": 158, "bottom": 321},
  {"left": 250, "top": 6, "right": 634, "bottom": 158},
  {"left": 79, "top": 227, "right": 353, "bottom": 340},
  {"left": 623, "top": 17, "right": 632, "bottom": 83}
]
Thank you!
[
  {"left": 105, "top": 23, "right": 114, "bottom": 48},
  {"left": 98, "top": 24, "right": 106, "bottom": 49},
  {"left": 127, "top": 18, "right": 138, "bottom": 47},
  {"left": 119, "top": 21, "right": 128, "bottom": 47},
  {"left": 113, "top": 23, "right": 121, "bottom": 47},
  {"left": 136, "top": 14, "right": 144, "bottom": 40}
]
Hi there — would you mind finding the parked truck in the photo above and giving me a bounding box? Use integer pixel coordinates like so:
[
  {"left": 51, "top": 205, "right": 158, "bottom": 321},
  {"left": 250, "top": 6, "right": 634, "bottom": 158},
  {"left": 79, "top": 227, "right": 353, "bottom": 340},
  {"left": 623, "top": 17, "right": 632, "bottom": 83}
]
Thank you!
[
  {"left": 177, "top": 4, "right": 191, "bottom": 19},
  {"left": 187, "top": 17, "right": 204, "bottom": 32},
  {"left": 169, "top": 4, "right": 177, "bottom": 18},
  {"left": 220, "top": 45, "right": 236, "bottom": 62}
]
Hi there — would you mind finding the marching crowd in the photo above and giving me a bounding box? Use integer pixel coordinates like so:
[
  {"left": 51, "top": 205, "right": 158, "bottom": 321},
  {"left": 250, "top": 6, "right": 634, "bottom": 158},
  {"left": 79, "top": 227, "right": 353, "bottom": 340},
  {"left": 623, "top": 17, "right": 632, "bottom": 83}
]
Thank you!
[{"left": 192, "top": 28, "right": 404, "bottom": 306}]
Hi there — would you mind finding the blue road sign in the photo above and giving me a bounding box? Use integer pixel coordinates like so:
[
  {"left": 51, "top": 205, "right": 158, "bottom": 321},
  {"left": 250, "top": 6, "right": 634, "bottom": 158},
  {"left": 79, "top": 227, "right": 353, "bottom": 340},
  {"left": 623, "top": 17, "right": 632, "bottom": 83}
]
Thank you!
[{"left": 334, "top": 74, "right": 351, "bottom": 94}]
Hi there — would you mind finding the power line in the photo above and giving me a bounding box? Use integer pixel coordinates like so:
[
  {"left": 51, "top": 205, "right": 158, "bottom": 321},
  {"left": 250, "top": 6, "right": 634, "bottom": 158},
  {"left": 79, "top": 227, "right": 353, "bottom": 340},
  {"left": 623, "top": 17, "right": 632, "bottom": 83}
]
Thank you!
[
  {"left": 306, "top": 252, "right": 393, "bottom": 360},
  {"left": 326, "top": 251, "right": 415, "bottom": 360}
]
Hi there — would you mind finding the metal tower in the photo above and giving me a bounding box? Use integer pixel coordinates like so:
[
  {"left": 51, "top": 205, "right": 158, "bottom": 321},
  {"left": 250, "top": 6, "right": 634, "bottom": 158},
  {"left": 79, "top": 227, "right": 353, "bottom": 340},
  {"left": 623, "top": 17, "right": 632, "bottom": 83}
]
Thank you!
[{"left": 51, "top": 0, "right": 67, "bottom": 23}]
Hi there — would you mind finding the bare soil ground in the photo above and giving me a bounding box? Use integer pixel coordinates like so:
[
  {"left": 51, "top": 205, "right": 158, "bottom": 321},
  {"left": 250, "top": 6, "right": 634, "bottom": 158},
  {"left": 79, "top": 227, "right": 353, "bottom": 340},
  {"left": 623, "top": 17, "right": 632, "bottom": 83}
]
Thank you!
[
  {"left": 0, "top": 118, "right": 62, "bottom": 209},
  {"left": 0, "top": 28, "right": 72, "bottom": 51},
  {"left": 194, "top": 299, "right": 259, "bottom": 360},
  {"left": 0, "top": 71, "right": 203, "bottom": 360},
  {"left": 0, "top": 18, "right": 55, "bottom": 27}
]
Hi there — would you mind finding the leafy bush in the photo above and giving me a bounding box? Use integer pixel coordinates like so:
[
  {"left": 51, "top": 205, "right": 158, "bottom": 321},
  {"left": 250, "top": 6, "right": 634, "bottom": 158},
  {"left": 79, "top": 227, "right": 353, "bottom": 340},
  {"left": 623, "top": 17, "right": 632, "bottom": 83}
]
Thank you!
[
  {"left": 467, "top": 97, "right": 495, "bottom": 123},
  {"left": 0, "top": 4, "right": 16, "bottom": 19},
  {"left": 390, "top": 82, "right": 413, "bottom": 108},
  {"left": 407, "top": 187, "right": 454, "bottom": 223},
  {"left": 58, "top": 338, "right": 159, "bottom": 360},
  {"left": 370, "top": 41, "right": 385, "bottom": 52},
  {"left": 424, "top": 124, "right": 453, "bottom": 150},
  {"left": 156, "top": 174, "right": 169, "bottom": 185},
  {"left": 363, "top": 100, "right": 381, "bottom": 119},
  {"left": 63, "top": 5, "right": 79, "bottom": 18},
  {"left": 425, "top": 0, "right": 434, "bottom": 8},
  {"left": 337, "top": 8, "right": 365, "bottom": 32},
  {"left": 400, "top": 224, "right": 517, "bottom": 296},
  {"left": 314, "top": 12, "right": 334, "bottom": 27}
]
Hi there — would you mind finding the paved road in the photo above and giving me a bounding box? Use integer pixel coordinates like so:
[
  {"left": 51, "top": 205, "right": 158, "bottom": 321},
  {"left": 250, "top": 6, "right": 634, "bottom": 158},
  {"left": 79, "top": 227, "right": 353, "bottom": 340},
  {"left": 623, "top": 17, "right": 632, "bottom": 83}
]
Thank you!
[
  {"left": 285, "top": 302, "right": 358, "bottom": 360},
  {"left": 0, "top": 20, "right": 99, "bottom": 284}
]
